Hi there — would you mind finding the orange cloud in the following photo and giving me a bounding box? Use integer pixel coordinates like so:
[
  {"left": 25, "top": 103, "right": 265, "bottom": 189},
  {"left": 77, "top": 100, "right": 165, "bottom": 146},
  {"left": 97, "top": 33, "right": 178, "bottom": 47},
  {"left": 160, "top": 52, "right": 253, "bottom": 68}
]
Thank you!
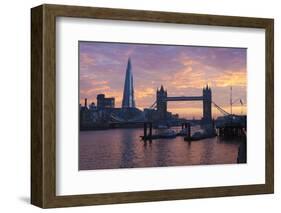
[
  {"left": 167, "top": 65, "right": 246, "bottom": 90},
  {"left": 135, "top": 87, "right": 155, "bottom": 99},
  {"left": 80, "top": 53, "right": 96, "bottom": 72},
  {"left": 80, "top": 85, "right": 111, "bottom": 98},
  {"left": 167, "top": 106, "right": 203, "bottom": 119},
  {"left": 213, "top": 69, "right": 247, "bottom": 87},
  {"left": 105, "top": 91, "right": 123, "bottom": 106},
  {"left": 165, "top": 54, "right": 247, "bottom": 91},
  {"left": 170, "top": 66, "right": 206, "bottom": 89},
  {"left": 80, "top": 53, "right": 95, "bottom": 65},
  {"left": 182, "top": 59, "right": 195, "bottom": 66}
]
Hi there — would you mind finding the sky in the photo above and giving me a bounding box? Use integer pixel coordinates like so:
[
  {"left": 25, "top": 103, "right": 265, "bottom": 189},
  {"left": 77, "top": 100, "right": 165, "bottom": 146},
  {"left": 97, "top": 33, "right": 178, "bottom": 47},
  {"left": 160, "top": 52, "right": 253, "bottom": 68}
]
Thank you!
[{"left": 79, "top": 41, "right": 247, "bottom": 119}]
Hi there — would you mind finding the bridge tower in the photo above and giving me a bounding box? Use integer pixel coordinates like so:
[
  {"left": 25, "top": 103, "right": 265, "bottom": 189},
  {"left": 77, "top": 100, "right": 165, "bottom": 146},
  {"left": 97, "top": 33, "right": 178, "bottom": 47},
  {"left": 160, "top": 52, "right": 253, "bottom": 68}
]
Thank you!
[
  {"left": 157, "top": 85, "right": 167, "bottom": 120},
  {"left": 202, "top": 85, "right": 212, "bottom": 124}
]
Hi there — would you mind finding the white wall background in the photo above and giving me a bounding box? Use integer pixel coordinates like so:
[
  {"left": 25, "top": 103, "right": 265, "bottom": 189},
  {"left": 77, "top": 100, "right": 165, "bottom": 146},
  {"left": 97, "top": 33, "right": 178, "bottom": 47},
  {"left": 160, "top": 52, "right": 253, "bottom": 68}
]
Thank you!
[{"left": 0, "top": 0, "right": 279, "bottom": 212}]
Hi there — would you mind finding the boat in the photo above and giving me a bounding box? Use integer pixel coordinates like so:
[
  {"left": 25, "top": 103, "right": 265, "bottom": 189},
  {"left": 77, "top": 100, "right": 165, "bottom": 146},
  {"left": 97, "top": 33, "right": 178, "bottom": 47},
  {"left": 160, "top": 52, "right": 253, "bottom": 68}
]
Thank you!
[
  {"left": 178, "top": 128, "right": 189, "bottom": 136},
  {"left": 184, "top": 129, "right": 216, "bottom": 141},
  {"left": 141, "top": 128, "right": 177, "bottom": 140},
  {"left": 191, "top": 131, "right": 205, "bottom": 140},
  {"left": 157, "top": 129, "right": 177, "bottom": 138},
  {"left": 155, "top": 124, "right": 169, "bottom": 129}
]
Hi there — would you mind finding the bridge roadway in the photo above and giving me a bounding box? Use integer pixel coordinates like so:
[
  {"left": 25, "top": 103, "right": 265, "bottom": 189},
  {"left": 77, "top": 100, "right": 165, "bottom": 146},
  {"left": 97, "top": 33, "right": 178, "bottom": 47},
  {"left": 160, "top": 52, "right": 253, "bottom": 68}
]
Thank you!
[
  {"left": 109, "top": 120, "right": 199, "bottom": 125},
  {"left": 165, "top": 96, "right": 203, "bottom": 101}
]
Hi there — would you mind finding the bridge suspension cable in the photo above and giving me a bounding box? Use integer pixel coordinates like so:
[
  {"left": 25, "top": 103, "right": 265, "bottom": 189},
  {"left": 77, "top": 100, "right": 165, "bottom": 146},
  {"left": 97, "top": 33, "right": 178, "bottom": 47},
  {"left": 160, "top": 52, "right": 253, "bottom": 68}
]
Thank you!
[
  {"left": 149, "top": 101, "right": 157, "bottom": 109},
  {"left": 212, "top": 102, "right": 230, "bottom": 116}
]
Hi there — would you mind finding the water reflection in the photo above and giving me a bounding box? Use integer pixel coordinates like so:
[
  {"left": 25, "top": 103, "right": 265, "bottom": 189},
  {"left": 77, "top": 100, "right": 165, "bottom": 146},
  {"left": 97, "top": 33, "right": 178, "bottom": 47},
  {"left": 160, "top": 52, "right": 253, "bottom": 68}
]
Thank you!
[{"left": 79, "top": 128, "right": 243, "bottom": 170}]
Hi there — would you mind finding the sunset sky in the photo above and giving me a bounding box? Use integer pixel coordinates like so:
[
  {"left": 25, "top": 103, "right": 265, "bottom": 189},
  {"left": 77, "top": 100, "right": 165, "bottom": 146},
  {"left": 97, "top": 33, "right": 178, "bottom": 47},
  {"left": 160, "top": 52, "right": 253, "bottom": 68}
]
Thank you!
[{"left": 79, "top": 42, "right": 247, "bottom": 119}]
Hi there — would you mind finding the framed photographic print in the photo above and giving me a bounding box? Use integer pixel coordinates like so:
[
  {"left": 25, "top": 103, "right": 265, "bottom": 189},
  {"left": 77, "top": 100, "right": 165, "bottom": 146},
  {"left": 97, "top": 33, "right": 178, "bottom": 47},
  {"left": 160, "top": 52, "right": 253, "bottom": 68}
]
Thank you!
[{"left": 31, "top": 4, "right": 274, "bottom": 208}]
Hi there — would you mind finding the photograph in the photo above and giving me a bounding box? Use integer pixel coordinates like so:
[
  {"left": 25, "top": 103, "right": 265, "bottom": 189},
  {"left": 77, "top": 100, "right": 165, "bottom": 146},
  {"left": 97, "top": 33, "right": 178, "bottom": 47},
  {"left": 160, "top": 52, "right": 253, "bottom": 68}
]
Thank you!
[
  {"left": 79, "top": 41, "right": 247, "bottom": 170},
  {"left": 29, "top": 3, "right": 274, "bottom": 208}
]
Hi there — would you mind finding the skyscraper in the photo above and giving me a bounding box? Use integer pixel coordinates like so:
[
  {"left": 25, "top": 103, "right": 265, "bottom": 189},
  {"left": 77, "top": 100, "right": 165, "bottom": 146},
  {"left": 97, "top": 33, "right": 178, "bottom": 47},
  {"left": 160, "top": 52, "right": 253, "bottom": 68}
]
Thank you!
[{"left": 122, "top": 58, "right": 136, "bottom": 108}]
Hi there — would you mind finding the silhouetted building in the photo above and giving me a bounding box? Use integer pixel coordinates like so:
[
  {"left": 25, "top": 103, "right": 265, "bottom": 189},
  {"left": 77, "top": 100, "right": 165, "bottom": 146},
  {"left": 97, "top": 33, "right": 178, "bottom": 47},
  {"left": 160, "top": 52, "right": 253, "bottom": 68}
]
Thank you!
[
  {"left": 80, "top": 98, "right": 92, "bottom": 128},
  {"left": 122, "top": 58, "right": 136, "bottom": 108},
  {"left": 202, "top": 85, "right": 212, "bottom": 124},
  {"left": 84, "top": 98, "right": 88, "bottom": 108},
  {"left": 79, "top": 57, "right": 216, "bottom": 130},
  {"left": 156, "top": 85, "right": 168, "bottom": 120},
  {"left": 89, "top": 102, "right": 96, "bottom": 110},
  {"left": 97, "top": 94, "right": 115, "bottom": 109}
]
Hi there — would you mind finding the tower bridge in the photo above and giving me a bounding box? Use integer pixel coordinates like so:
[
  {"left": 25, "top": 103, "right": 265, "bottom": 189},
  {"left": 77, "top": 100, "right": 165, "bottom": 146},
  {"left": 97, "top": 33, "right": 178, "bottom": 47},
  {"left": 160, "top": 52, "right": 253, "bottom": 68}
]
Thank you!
[
  {"left": 156, "top": 85, "right": 212, "bottom": 124},
  {"left": 165, "top": 96, "right": 204, "bottom": 101},
  {"left": 120, "top": 58, "right": 212, "bottom": 124}
]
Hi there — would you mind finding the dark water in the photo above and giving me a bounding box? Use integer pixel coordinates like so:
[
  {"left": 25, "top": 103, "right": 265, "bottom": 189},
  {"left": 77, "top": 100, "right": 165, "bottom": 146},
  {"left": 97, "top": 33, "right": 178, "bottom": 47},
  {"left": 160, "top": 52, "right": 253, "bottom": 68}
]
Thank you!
[{"left": 79, "top": 127, "right": 243, "bottom": 170}]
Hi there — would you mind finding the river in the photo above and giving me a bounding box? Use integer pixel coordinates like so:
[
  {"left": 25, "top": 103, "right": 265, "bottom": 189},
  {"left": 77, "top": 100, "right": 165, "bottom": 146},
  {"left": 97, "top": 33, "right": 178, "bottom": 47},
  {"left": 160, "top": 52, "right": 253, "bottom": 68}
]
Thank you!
[{"left": 79, "top": 127, "right": 244, "bottom": 170}]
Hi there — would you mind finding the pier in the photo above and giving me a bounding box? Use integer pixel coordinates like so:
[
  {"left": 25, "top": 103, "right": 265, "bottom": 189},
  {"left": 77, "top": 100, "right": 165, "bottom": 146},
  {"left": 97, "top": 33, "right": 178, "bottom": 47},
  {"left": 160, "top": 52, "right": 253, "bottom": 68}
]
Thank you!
[
  {"left": 141, "top": 122, "right": 191, "bottom": 140},
  {"left": 143, "top": 122, "right": 153, "bottom": 140},
  {"left": 217, "top": 124, "right": 245, "bottom": 137},
  {"left": 140, "top": 121, "right": 218, "bottom": 142},
  {"left": 216, "top": 115, "right": 246, "bottom": 138}
]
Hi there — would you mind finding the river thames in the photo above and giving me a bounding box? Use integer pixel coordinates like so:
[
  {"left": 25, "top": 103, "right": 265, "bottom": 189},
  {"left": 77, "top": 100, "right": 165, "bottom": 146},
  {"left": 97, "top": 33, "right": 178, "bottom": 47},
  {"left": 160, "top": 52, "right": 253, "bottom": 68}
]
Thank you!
[{"left": 79, "top": 127, "right": 244, "bottom": 170}]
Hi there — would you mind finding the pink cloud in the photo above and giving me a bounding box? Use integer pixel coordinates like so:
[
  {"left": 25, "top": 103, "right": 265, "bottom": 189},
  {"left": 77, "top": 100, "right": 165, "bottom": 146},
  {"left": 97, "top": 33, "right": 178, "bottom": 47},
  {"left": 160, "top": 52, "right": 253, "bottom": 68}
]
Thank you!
[{"left": 80, "top": 53, "right": 95, "bottom": 70}]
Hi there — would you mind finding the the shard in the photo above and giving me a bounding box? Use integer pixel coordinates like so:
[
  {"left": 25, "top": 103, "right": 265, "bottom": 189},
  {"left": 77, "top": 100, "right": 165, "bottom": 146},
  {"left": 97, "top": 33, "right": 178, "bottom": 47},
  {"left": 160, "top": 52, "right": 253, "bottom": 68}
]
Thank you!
[{"left": 122, "top": 58, "right": 136, "bottom": 108}]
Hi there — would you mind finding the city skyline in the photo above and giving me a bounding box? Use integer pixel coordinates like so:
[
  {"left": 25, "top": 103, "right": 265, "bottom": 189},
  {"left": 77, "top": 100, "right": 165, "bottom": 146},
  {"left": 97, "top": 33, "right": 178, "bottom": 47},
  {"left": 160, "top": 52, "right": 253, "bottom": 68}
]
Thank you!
[{"left": 79, "top": 41, "right": 247, "bottom": 119}]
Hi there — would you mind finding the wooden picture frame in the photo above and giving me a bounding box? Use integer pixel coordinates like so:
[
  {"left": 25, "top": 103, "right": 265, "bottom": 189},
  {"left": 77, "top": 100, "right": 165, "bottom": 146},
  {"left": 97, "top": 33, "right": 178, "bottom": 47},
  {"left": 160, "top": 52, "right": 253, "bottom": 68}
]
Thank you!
[{"left": 31, "top": 4, "right": 274, "bottom": 208}]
